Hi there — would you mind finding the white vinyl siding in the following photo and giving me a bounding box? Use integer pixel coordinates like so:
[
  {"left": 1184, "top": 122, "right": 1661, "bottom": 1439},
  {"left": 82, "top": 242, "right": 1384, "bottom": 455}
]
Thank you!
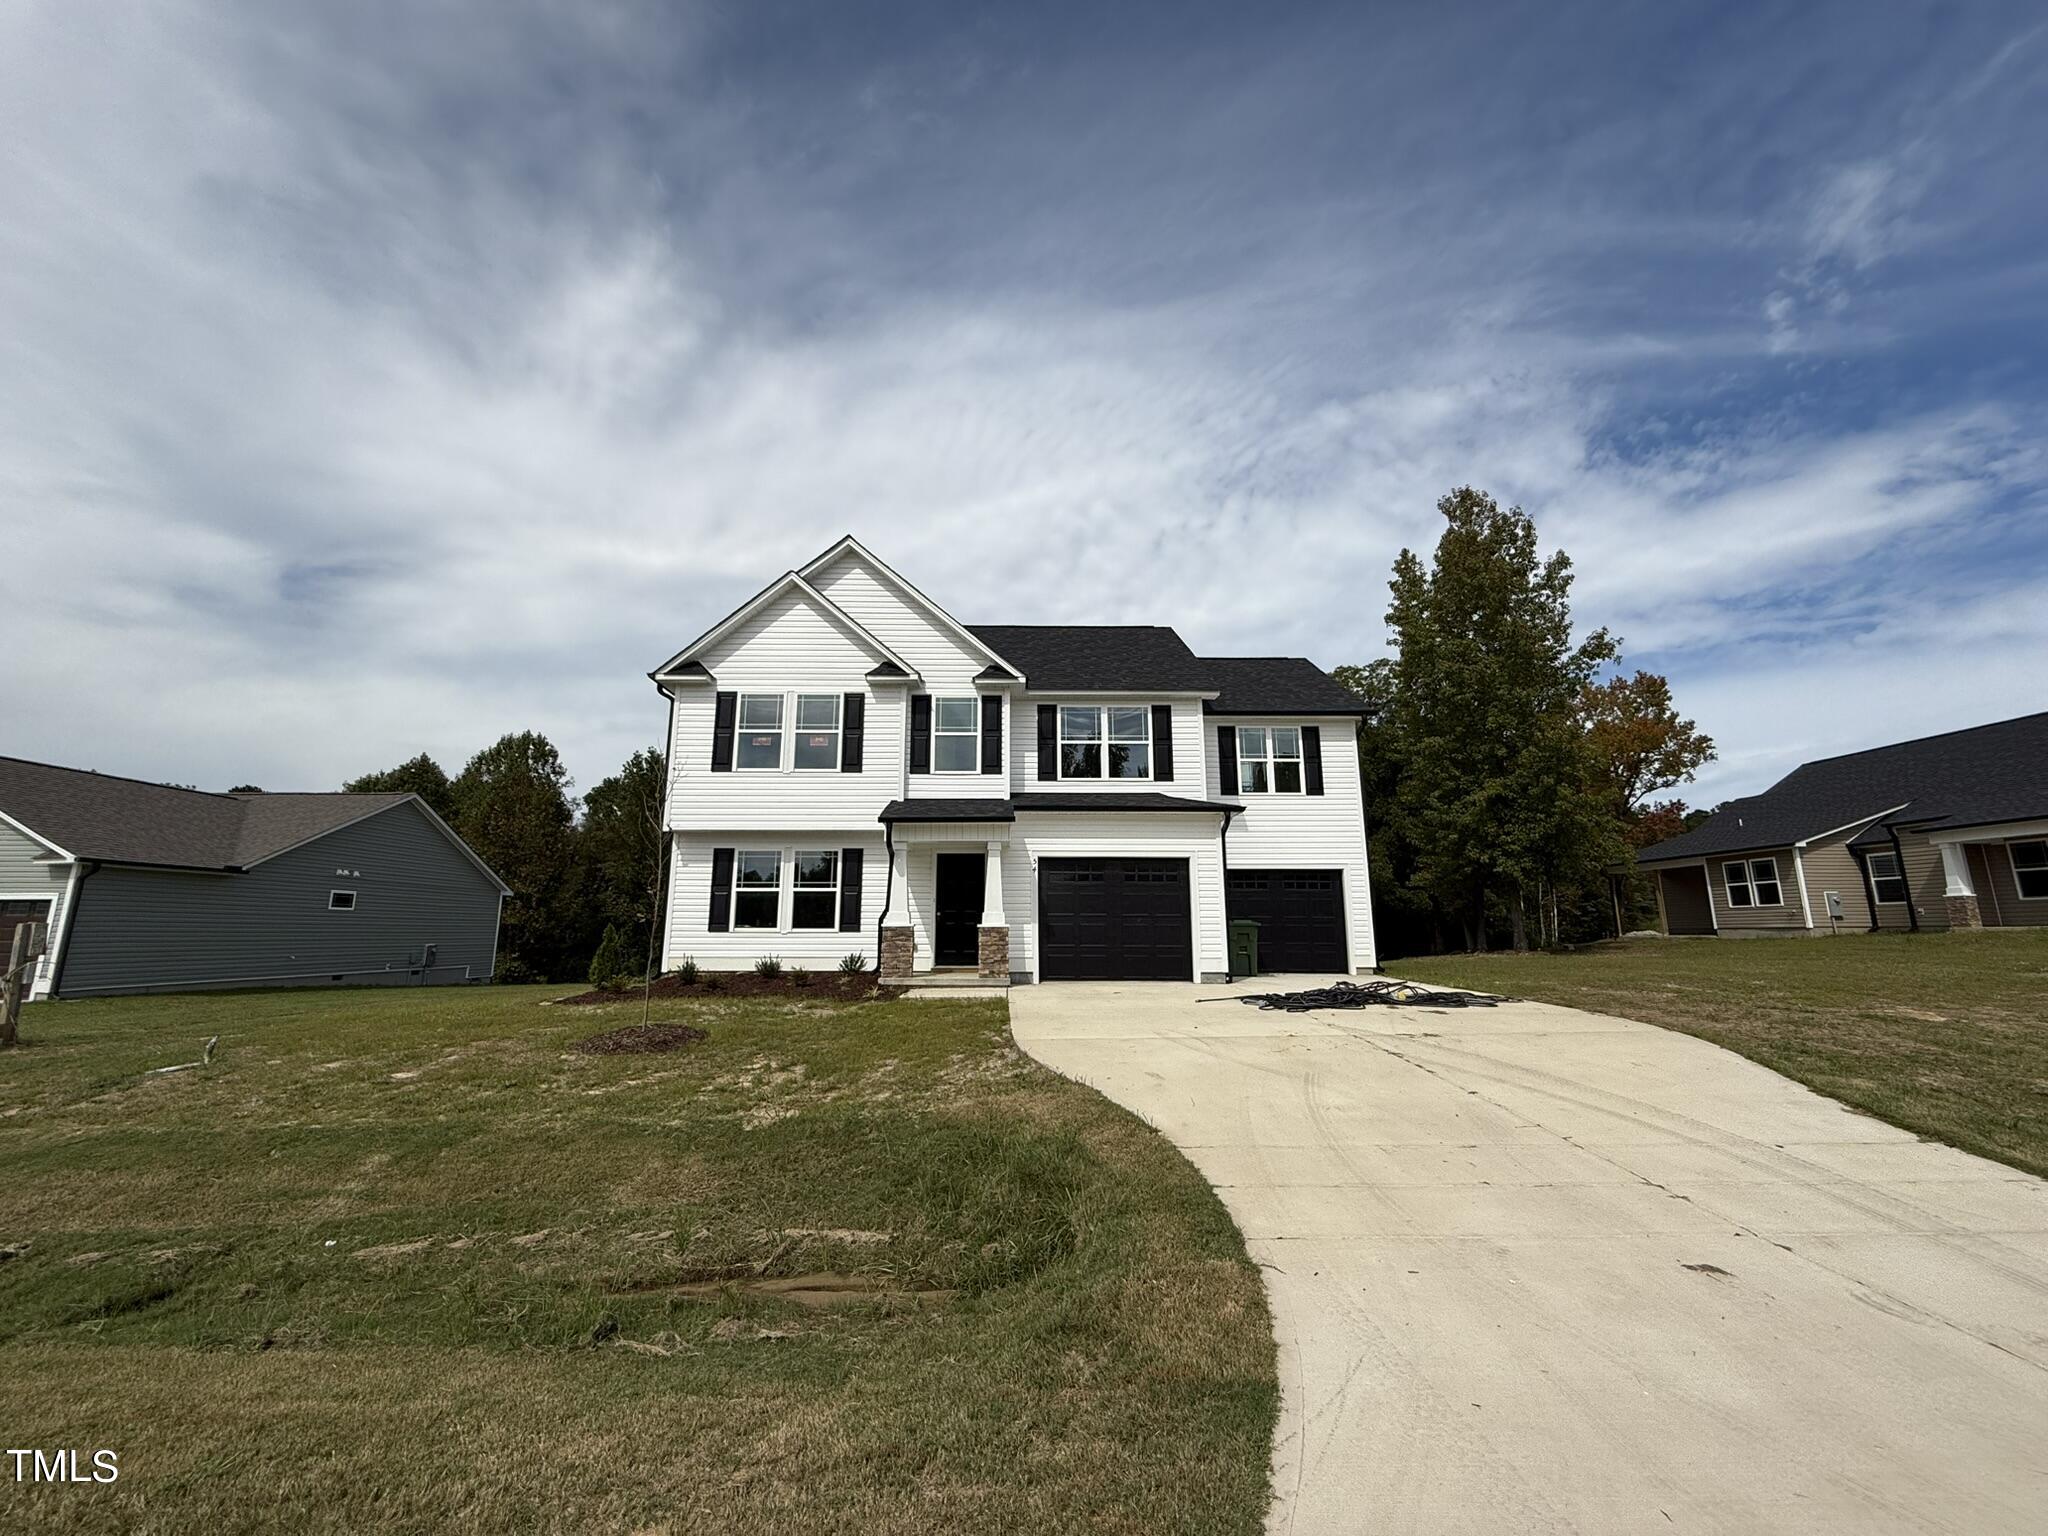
[
  {"left": 666, "top": 586, "right": 905, "bottom": 831},
  {"left": 1207, "top": 717, "right": 1375, "bottom": 971},
  {"left": 664, "top": 833, "right": 886, "bottom": 971},
  {"left": 806, "top": 551, "right": 1009, "bottom": 804},
  {"left": 0, "top": 820, "right": 71, "bottom": 1001}
]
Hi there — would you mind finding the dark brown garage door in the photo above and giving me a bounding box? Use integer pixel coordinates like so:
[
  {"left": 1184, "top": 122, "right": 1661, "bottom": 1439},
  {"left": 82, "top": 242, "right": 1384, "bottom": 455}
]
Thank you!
[
  {"left": 1038, "top": 858, "right": 1192, "bottom": 981},
  {"left": 1226, "top": 869, "right": 1347, "bottom": 973}
]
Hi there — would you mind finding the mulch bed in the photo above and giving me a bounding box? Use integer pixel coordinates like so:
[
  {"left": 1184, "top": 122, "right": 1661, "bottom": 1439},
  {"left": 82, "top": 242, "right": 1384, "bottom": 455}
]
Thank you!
[
  {"left": 558, "top": 971, "right": 890, "bottom": 1007},
  {"left": 573, "top": 1022, "right": 710, "bottom": 1055}
]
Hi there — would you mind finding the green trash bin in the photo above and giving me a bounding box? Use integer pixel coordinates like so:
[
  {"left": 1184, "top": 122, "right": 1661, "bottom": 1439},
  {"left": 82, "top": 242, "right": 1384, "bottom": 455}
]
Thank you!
[{"left": 1228, "top": 918, "right": 1261, "bottom": 979}]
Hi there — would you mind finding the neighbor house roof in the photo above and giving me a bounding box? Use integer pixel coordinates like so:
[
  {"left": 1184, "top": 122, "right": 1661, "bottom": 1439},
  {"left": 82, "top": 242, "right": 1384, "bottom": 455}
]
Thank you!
[
  {"left": 1636, "top": 711, "right": 2048, "bottom": 864},
  {"left": 0, "top": 757, "right": 509, "bottom": 890}
]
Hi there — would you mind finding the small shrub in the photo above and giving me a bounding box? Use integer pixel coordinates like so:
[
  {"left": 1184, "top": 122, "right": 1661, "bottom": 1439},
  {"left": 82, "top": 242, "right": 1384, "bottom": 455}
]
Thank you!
[
  {"left": 787, "top": 965, "right": 811, "bottom": 987},
  {"left": 838, "top": 952, "right": 870, "bottom": 977},
  {"left": 704, "top": 973, "right": 726, "bottom": 992},
  {"left": 754, "top": 956, "right": 783, "bottom": 979},
  {"left": 671, "top": 957, "right": 700, "bottom": 985},
  {"left": 588, "top": 924, "right": 634, "bottom": 992},
  {"left": 493, "top": 956, "right": 541, "bottom": 985}
]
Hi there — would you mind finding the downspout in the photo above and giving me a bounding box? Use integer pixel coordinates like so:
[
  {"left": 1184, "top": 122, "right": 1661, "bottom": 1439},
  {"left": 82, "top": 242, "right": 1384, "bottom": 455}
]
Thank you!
[
  {"left": 47, "top": 859, "right": 101, "bottom": 999},
  {"left": 1851, "top": 848, "right": 1882, "bottom": 933},
  {"left": 1886, "top": 826, "right": 1920, "bottom": 932},
  {"left": 875, "top": 820, "right": 896, "bottom": 973}
]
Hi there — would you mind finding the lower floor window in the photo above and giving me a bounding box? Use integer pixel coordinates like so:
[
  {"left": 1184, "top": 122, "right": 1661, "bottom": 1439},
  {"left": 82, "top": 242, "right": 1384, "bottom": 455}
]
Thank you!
[
  {"left": 1865, "top": 850, "right": 1908, "bottom": 905},
  {"left": 733, "top": 851, "right": 780, "bottom": 928},
  {"left": 1723, "top": 857, "right": 1782, "bottom": 908},
  {"left": 2012, "top": 840, "right": 2048, "bottom": 900},
  {"left": 792, "top": 849, "right": 839, "bottom": 929}
]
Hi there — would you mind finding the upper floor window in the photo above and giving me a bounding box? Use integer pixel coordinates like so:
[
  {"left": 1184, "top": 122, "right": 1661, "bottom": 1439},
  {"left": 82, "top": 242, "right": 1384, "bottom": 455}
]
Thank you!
[
  {"left": 934, "top": 697, "right": 980, "bottom": 773},
  {"left": 1724, "top": 857, "right": 1782, "bottom": 908},
  {"left": 735, "top": 695, "right": 784, "bottom": 770},
  {"left": 793, "top": 694, "right": 841, "bottom": 770},
  {"left": 1238, "top": 727, "right": 1302, "bottom": 794},
  {"left": 328, "top": 889, "right": 357, "bottom": 911},
  {"left": 1060, "top": 705, "right": 1150, "bottom": 779},
  {"left": 2011, "top": 840, "right": 2048, "bottom": 900},
  {"left": 1866, "top": 850, "right": 1908, "bottom": 904},
  {"left": 733, "top": 851, "right": 781, "bottom": 927}
]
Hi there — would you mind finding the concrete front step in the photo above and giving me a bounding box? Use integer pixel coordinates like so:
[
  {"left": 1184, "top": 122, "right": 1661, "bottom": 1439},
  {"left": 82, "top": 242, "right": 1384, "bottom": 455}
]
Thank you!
[{"left": 899, "top": 985, "right": 1009, "bottom": 1000}]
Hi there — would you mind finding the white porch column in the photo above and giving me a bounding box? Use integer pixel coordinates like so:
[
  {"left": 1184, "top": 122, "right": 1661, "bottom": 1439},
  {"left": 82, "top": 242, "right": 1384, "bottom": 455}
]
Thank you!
[
  {"left": 1937, "top": 841, "right": 1975, "bottom": 898},
  {"left": 983, "top": 841, "right": 1007, "bottom": 925}
]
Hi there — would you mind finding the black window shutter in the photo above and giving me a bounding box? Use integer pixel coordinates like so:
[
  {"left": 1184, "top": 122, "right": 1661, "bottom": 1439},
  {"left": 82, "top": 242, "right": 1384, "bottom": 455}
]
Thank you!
[
  {"left": 981, "top": 694, "right": 1004, "bottom": 774},
  {"left": 711, "top": 692, "right": 737, "bottom": 773},
  {"left": 1037, "top": 705, "right": 1057, "bottom": 781},
  {"left": 1217, "top": 726, "right": 1239, "bottom": 795},
  {"left": 910, "top": 694, "right": 932, "bottom": 774},
  {"left": 1151, "top": 705, "right": 1174, "bottom": 781},
  {"left": 1303, "top": 726, "right": 1325, "bottom": 795},
  {"left": 708, "top": 847, "right": 734, "bottom": 931},
  {"left": 838, "top": 848, "right": 864, "bottom": 932},
  {"left": 841, "top": 693, "right": 865, "bottom": 772}
]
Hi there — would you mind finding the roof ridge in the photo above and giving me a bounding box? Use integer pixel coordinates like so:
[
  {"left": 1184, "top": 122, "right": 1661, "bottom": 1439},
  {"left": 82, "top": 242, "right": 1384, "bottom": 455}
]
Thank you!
[
  {"left": 1790, "top": 709, "right": 2048, "bottom": 771},
  {"left": 0, "top": 755, "right": 241, "bottom": 801}
]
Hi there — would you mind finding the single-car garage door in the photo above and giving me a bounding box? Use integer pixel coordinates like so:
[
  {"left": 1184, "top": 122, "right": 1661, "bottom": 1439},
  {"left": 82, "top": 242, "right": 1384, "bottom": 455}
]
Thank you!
[
  {"left": 1227, "top": 869, "right": 1347, "bottom": 973},
  {"left": 1038, "top": 858, "right": 1192, "bottom": 981}
]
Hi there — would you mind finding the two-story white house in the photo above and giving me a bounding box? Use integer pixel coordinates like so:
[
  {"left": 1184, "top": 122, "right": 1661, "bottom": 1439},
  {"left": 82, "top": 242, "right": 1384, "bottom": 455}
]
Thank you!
[{"left": 650, "top": 537, "right": 1375, "bottom": 985}]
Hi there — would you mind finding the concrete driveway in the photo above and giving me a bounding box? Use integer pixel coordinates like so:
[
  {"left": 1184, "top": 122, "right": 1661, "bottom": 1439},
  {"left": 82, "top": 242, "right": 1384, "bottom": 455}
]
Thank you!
[{"left": 1009, "top": 978, "right": 2048, "bottom": 1534}]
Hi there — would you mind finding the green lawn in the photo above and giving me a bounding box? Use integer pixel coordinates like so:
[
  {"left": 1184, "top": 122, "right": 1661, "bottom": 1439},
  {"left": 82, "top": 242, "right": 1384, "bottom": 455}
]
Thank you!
[
  {"left": 1399, "top": 930, "right": 2048, "bottom": 1179},
  {"left": 0, "top": 985, "right": 1275, "bottom": 1534}
]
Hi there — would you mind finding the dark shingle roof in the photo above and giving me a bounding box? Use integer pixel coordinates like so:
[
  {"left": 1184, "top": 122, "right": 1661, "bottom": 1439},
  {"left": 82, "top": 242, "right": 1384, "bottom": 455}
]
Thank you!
[
  {"left": 879, "top": 799, "right": 1015, "bottom": 823},
  {"left": 1637, "top": 711, "right": 2048, "bottom": 864},
  {"left": 966, "top": 626, "right": 1215, "bottom": 692},
  {"left": 965, "top": 624, "right": 1361, "bottom": 715},
  {"left": 0, "top": 757, "right": 413, "bottom": 870},
  {"left": 878, "top": 792, "right": 1235, "bottom": 823},
  {"left": 1012, "top": 793, "right": 1235, "bottom": 814},
  {"left": 1201, "top": 657, "right": 1365, "bottom": 715}
]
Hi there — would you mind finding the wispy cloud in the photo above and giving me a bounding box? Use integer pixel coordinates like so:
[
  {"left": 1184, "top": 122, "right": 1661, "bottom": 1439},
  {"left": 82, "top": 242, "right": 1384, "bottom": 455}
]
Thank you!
[{"left": 1, "top": 1, "right": 2043, "bottom": 811}]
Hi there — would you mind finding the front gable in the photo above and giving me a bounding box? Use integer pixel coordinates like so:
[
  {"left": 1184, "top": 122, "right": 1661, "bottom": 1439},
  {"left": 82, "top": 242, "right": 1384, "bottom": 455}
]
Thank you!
[
  {"left": 802, "top": 538, "right": 1014, "bottom": 690},
  {"left": 652, "top": 570, "right": 911, "bottom": 683}
]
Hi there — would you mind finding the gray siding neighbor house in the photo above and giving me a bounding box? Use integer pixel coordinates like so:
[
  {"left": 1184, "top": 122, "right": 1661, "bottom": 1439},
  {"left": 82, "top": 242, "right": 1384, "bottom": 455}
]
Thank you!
[
  {"left": 1635, "top": 711, "right": 2048, "bottom": 938},
  {"left": 0, "top": 757, "right": 509, "bottom": 999}
]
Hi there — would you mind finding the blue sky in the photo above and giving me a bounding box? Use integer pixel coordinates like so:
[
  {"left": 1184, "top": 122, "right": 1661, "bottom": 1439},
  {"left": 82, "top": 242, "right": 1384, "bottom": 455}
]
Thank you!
[{"left": 3, "top": 1, "right": 2043, "bottom": 806}]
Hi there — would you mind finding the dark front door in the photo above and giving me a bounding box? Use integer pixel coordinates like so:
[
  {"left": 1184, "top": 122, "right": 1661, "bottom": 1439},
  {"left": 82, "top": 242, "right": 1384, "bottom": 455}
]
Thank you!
[
  {"left": 1038, "top": 858, "right": 1192, "bottom": 980},
  {"left": 934, "top": 854, "right": 985, "bottom": 966},
  {"left": 1225, "top": 869, "right": 1347, "bottom": 973}
]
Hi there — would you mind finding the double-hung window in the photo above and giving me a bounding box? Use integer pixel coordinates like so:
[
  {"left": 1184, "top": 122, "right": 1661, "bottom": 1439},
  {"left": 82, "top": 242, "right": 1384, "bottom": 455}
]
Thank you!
[
  {"left": 1059, "top": 705, "right": 1150, "bottom": 779},
  {"left": 792, "top": 850, "right": 840, "bottom": 928},
  {"left": 1237, "top": 727, "right": 1303, "bottom": 794},
  {"left": 1865, "top": 850, "right": 1908, "bottom": 905},
  {"left": 934, "top": 697, "right": 980, "bottom": 773},
  {"left": 2011, "top": 841, "right": 2048, "bottom": 900},
  {"left": 793, "top": 694, "right": 841, "bottom": 770},
  {"left": 1723, "top": 857, "right": 1782, "bottom": 908},
  {"left": 732, "top": 851, "right": 781, "bottom": 928},
  {"left": 735, "top": 695, "right": 784, "bottom": 770}
]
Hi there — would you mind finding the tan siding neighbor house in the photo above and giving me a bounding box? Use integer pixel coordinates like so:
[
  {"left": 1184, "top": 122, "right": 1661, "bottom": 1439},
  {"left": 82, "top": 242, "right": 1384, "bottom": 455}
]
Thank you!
[{"left": 1635, "top": 711, "right": 2048, "bottom": 939}]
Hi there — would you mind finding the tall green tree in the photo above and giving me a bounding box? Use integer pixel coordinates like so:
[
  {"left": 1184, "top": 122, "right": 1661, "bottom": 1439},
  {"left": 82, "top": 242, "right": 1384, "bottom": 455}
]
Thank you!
[
  {"left": 449, "top": 733, "right": 585, "bottom": 980},
  {"left": 1382, "top": 487, "right": 1618, "bottom": 950},
  {"left": 580, "top": 747, "right": 668, "bottom": 977},
  {"left": 344, "top": 753, "right": 456, "bottom": 820}
]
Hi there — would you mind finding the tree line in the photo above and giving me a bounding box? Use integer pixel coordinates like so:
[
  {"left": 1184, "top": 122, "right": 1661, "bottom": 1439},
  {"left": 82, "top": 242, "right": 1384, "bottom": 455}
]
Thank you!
[
  {"left": 1339, "top": 487, "right": 1715, "bottom": 955},
  {"left": 343, "top": 735, "right": 667, "bottom": 983}
]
